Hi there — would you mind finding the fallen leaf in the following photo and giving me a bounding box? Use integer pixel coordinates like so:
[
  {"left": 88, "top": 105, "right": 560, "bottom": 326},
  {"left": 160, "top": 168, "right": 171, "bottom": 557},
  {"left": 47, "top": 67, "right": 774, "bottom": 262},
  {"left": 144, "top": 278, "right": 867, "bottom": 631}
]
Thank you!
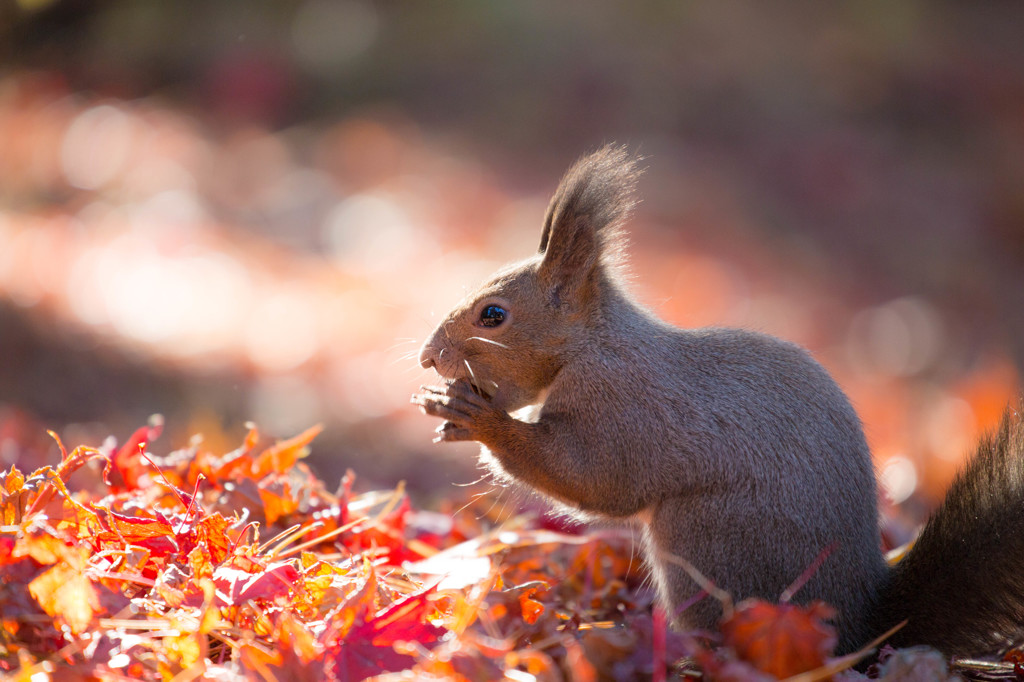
[
  {"left": 721, "top": 599, "right": 837, "bottom": 678},
  {"left": 28, "top": 559, "right": 103, "bottom": 634}
]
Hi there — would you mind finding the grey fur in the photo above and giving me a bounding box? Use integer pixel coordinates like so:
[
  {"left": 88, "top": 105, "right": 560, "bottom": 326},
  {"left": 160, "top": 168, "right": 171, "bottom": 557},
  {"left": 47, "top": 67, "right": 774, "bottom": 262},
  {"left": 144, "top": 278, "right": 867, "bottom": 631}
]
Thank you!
[{"left": 413, "top": 145, "right": 1024, "bottom": 656}]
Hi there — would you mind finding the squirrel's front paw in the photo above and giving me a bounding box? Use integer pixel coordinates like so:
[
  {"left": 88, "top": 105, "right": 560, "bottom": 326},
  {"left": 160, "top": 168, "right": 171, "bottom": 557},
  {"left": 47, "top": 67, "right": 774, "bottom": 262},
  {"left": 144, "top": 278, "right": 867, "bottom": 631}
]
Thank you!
[{"left": 411, "top": 380, "right": 507, "bottom": 443}]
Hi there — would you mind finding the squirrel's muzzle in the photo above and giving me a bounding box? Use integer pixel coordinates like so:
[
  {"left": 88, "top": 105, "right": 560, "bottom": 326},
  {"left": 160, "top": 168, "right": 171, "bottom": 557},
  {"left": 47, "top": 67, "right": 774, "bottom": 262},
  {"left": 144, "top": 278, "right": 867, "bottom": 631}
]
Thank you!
[
  {"left": 418, "top": 342, "right": 437, "bottom": 370},
  {"left": 419, "top": 327, "right": 445, "bottom": 372},
  {"left": 419, "top": 326, "right": 461, "bottom": 379}
]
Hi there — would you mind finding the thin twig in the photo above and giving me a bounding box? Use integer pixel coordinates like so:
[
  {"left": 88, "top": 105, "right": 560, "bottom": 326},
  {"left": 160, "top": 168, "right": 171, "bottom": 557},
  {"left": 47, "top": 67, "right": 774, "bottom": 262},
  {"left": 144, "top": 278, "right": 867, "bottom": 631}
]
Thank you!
[{"left": 655, "top": 548, "right": 734, "bottom": 617}]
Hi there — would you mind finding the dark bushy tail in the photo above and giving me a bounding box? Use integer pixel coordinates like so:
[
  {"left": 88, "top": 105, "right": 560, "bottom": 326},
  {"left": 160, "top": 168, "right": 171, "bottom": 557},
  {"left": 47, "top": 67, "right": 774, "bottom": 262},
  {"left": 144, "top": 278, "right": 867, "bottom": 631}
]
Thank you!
[{"left": 871, "top": 401, "right": 1024, "bottom": 656}]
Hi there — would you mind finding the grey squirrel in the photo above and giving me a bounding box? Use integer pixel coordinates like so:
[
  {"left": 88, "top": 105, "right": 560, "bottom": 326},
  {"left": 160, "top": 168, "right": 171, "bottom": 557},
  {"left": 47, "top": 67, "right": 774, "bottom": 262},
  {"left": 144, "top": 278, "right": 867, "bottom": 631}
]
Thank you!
[{"left": 411, "top": 145, "right": 1024, "bottom": 657}]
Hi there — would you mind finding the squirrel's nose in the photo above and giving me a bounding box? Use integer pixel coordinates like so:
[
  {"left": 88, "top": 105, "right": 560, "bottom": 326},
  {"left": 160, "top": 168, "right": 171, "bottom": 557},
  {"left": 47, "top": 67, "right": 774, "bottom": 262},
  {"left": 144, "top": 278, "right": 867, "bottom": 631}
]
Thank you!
[{"left": 418, "top": 343, "right": 437, "bottom": 370}]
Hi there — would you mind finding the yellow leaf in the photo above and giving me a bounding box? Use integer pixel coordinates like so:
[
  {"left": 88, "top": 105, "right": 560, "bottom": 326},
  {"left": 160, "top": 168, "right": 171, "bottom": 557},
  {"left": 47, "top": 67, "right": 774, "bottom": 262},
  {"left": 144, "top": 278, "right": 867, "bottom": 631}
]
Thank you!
[{"left": 28, "top": 563, "right": 102, "bottom": 634}]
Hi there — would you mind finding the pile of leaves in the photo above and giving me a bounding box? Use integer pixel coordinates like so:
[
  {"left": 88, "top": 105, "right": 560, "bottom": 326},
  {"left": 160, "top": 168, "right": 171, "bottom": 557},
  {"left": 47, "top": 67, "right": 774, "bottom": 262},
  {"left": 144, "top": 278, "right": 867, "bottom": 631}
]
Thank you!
[{"left": 0, "top": 421, "right": 1011, "bottom": 681}]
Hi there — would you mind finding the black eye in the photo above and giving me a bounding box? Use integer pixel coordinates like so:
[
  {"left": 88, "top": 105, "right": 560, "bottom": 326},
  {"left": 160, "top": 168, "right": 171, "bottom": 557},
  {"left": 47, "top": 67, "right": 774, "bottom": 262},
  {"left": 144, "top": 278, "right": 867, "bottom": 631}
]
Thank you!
[{"left": 479, "top": 304, "right": 507, "bottom": 328}]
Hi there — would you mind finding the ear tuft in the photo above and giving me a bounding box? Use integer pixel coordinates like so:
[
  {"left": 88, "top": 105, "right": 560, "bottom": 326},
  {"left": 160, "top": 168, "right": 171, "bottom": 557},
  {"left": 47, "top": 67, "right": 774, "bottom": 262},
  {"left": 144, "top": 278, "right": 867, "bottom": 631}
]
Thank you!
[{"left": 538, "top": 144, "right": 643, "bottom": 260}]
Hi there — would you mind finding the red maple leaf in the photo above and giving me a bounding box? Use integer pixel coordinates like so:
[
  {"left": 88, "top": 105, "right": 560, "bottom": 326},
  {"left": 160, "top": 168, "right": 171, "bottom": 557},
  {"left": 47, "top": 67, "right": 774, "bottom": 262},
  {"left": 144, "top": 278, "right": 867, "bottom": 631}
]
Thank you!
[
  {"left": 103, "top": 417, "right": 163, "bottom": 492},
  {"left": 324, "top": 583, "right": 444, "bottom": 681}
]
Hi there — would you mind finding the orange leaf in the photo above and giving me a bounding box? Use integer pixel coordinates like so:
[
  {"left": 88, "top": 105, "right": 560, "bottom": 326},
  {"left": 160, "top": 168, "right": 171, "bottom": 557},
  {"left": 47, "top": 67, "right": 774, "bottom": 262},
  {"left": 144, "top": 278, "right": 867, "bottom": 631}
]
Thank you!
[
  {"left": 324, "top": 559, "right": 379, "bottom": 642},
  {"left": 242, "top": 424, "right": 261, "bottom": 452},
  {"left": 87, "top": 506, "right": 178, "bottom": 559},
  {"left": 27, "top": 465, "right": 104, "bottom": 522},
  {"left": 564, "top": 637, "right": 598, "bottom": 682},
  {"left": 238, "top": 642, "right": 284, "bottom": 680},
  {"left": 53, "top": 444, "right": 106, "bottom": 483},
  {"left": 16, "top": 531, "right": 77, "bottom": 565},
  {"left": 250, "top": 424, "right": 322, "bottom": 479},
  {"left": 191, "top": 512, "right": 232, "bottom": 564},
  {"left": 188, "top": 542, "right": 215, "bottom": 581},
  {"left": 518, "top": 588, "right": 545, "bottom": 625},
  {"left": 257, "top": 479, "right": 299, "bottom": 525},
  {"left": 28, "top": 561, "right": 103, "bottom": 634},
  {"left": 4, "top": 466, "right": 25, "bottom": 494},
  {"left": 720, "top": 599, "right": 837, "bottom": 678},
  {"left": 276, "top": 611, "right": 322, "bottom": 662},
  {"left": 3, "top": 466, "right": 28, "bottom": 526}
]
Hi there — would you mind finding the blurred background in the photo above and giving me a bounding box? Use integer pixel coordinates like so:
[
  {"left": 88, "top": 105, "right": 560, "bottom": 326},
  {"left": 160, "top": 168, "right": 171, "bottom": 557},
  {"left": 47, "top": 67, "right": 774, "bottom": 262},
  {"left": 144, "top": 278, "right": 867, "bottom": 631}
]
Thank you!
[{"left": 1, "top": 1, "right": 1022, "bottom": 520}]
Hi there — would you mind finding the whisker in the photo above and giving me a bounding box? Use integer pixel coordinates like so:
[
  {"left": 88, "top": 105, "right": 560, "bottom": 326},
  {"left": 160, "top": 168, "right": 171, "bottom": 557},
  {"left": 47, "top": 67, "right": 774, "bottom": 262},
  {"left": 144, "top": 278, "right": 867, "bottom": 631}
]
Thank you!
[
  {"left": 455, "top": 487, "right": 496, "bottom": 516},
  {"left": 453, "top": 475, "right": 490, "bottom": 487},
  {"left": 627, "top": 527, "right": 637, "bottom": 579},
  {"left": 493, "top": 488, "right": 516, "bottom": 524},
  {"left": 391, "top": 351, "right": 420, "bottom": 366},
  {"left": 478, "top": 487, "right": 505, "bottom": 521},
  {"left": 463, "top": 360, "right": 479, "bottom": 389},
  {"left": 418, "top": 315, "right": 438, "bottom": 331},
  {"left": 465, "top": 336, "right": 509, "bottom": 349}
]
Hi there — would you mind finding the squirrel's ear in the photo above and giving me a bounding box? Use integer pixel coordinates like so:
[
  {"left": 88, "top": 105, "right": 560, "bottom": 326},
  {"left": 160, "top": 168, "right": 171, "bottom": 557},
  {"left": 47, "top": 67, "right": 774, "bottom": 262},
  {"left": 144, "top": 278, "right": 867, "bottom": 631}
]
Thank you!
[
  {"left": 538, "top": 213, "right": 600, "bottom": 302},
  {"left": 538, "top": 145, "right": 641, "bottom": 301}
]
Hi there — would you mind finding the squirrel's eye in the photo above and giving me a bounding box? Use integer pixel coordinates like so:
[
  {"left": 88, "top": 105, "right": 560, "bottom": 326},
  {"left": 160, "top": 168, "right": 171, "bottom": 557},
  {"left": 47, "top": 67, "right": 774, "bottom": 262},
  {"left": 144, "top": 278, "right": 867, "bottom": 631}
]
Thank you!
[{"left": 479, "top": 304, "right": 507, "bottom": 328}]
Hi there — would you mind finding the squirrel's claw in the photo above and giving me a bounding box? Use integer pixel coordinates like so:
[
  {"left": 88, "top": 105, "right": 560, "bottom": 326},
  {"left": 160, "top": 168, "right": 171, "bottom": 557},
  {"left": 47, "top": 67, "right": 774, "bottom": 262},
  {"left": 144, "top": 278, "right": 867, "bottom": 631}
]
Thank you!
[
  {"left": 444, "top": 379, "right": 493, "bottom": 408},
  {"left": 413, "top": 378, "right": 509, "bottom": 446},
  {"left": 434, "top": 421, "right": 473, "bottom": 443},
  {"left": 411, "top": 391, "right": 474, "bottom": 423}
]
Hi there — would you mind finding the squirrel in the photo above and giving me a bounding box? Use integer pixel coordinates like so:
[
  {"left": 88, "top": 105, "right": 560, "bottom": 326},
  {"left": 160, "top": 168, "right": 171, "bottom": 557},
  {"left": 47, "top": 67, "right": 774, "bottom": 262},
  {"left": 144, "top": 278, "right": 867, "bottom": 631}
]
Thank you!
[{"left": 411, "top": 145, "right": 1024, "bottom": 657}]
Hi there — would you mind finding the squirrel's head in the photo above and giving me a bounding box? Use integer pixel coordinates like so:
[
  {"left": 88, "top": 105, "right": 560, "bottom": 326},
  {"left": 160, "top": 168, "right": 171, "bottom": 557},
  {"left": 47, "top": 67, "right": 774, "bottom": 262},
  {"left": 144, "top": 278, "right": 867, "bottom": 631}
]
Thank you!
[{"left": 419, "top": 145, "right": 642, "bottom": 412}]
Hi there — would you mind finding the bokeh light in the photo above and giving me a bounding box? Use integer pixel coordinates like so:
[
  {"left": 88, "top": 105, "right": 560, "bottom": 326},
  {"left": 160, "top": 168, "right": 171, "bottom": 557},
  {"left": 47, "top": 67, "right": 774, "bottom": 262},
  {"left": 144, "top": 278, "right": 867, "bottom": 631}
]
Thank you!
[{"left": 0, "top": 3, "right": 1021, "bottom": 509}]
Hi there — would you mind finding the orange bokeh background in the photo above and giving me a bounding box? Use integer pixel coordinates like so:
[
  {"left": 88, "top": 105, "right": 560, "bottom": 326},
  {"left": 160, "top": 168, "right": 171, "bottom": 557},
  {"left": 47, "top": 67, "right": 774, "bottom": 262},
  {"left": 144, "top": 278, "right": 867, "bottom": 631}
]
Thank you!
[{"left": 1, "top": 3, "right": 1022, "bottom": 531}]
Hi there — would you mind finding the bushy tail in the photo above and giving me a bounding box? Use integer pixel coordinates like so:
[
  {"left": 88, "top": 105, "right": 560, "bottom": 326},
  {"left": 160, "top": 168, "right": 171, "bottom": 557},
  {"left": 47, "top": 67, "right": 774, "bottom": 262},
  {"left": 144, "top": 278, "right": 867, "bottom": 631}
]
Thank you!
[{"left": 872, "top": 401, "right": 1024, "bottom": 656}]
